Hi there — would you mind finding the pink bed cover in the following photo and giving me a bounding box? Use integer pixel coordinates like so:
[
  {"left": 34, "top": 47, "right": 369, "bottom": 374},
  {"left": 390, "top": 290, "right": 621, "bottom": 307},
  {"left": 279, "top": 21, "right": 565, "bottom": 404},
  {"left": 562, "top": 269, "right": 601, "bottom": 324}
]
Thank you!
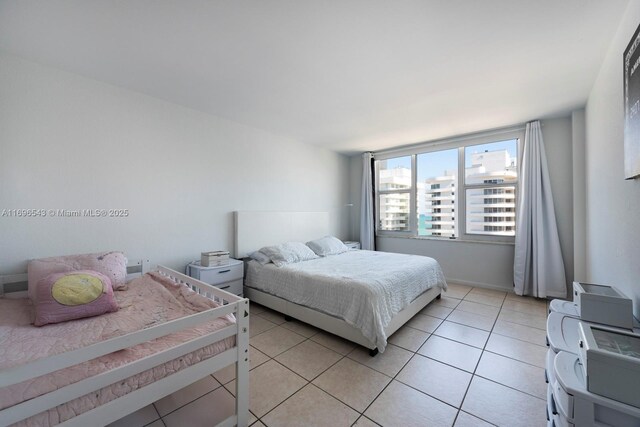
[{"left": 0, "top": 272, "right": 236, "bottom": 426}]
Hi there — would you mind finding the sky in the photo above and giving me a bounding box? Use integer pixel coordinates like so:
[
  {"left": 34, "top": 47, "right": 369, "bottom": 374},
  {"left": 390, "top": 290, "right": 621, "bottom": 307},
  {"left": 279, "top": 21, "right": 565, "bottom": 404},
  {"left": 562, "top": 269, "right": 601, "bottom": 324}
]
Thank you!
[{"left": 381, "top": 139, "right": 518, "bottom": 181}]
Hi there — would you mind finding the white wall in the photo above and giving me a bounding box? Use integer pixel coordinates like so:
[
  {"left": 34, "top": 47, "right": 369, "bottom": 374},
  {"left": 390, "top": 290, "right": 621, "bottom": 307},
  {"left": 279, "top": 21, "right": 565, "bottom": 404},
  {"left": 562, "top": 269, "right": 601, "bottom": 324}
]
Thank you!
[
  {"left": 349, "top": 117, "right": 575, "bottom": 292},
  {"left": 572, "top": 109, "right": 587, "bottom": 281},
  {"left": 585, "top": 2, "right": 640, "bottom": 317},
  {"left": 0, "top": 53, "right": 350, "bottom": 274},
  {"left": 543, "top": 117, "right": 575, "bottom": 294}
]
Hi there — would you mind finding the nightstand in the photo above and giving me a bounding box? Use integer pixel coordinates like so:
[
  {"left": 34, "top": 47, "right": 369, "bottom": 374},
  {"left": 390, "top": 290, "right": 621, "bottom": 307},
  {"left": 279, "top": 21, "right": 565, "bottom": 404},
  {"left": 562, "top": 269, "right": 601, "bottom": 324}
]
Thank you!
[
  {"left": 186, "top": 258, "right": 244, "bottom": 296},
  {"left": 343, "top": 241, "right": 361, "bottom": 250}
]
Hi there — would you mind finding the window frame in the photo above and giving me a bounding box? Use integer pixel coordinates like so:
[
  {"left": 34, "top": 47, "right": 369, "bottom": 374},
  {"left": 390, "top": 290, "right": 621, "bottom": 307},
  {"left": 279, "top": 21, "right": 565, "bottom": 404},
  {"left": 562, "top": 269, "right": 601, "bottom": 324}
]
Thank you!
[{"left": 374, "top": 127, "right": 524, "bottom": 243}]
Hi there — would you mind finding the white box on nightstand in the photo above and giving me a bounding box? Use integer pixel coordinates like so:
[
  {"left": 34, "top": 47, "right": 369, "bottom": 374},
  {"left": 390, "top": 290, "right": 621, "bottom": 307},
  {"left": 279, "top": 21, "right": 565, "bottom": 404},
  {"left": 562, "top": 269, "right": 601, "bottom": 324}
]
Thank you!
[
  {"left": 186, "top": 258, "right": 244, "bottom": 297},
  {"left": 342, "top": 241, "right": 361, "bottom": 250}
]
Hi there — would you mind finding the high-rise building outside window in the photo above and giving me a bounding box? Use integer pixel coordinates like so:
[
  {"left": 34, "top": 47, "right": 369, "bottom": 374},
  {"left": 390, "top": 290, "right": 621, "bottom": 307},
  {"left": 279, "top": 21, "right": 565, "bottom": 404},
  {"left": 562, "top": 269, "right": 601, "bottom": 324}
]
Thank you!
[{"left": 374, "top": 130, "right": 521, "bottom": 242}]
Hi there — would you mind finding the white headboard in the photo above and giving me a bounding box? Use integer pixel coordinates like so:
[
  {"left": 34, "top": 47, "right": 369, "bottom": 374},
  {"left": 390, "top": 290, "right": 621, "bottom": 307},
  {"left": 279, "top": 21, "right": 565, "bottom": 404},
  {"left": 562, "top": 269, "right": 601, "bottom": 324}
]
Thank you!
[{"left": 234, "top": 211, "right": 330, "bottom": 258}]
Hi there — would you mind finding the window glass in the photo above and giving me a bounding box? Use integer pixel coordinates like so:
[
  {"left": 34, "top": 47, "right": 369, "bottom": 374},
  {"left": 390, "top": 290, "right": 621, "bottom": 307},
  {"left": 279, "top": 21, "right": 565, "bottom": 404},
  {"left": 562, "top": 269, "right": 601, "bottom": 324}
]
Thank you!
[
  {"left": 417, "top": 149, "right": 458, "bottom": 237},
  {"left": 465, "top": 139, "right": 518, "bottom": 185},
  {"left": 378, "top": 193, "right": 410, "bottom": 231},
  {"left": 465, "top": 186, "right": 516, "bottom": 236},
  {"left": 378, "top": 156, "right": 411, "bottom": 191}
]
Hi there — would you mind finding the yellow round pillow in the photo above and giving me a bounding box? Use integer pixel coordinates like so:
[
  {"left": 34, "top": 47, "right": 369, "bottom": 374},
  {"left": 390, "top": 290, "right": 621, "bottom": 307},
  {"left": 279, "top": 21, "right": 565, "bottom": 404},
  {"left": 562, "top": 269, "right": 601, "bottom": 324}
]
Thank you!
[{"left": 51, "top": 273, "right": 105, "bottom": 306}]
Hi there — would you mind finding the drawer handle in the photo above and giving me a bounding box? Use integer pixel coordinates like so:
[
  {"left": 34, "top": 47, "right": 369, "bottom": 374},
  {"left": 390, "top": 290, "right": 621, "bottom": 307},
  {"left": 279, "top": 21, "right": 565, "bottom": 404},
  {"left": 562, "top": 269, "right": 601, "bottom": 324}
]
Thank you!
[
  {"left": 219, "top": 285, "right": 230, "bottom": 290},
  {"left": 545, "top": 369, "right": 549, "bottom": 384},
  {"left": 550, "top": 393, "right": 558, "bottom": 415},
  {"left": 218, "top": 269, "right": 231, "bottom": 274}
]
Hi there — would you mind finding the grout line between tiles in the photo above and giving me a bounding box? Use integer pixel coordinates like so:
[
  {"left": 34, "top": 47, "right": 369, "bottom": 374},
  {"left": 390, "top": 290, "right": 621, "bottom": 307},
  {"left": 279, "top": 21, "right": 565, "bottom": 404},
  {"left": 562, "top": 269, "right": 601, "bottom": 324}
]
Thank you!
[{"left": 451, "top": 287, "right": 503, "bottom": 426}]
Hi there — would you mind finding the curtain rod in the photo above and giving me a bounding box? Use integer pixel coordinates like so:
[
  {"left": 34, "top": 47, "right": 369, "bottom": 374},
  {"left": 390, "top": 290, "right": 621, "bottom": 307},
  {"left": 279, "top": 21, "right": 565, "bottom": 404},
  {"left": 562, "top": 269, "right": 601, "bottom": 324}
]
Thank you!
[{"left": 372, "top": 123, "right": 529, "bottom": 158}]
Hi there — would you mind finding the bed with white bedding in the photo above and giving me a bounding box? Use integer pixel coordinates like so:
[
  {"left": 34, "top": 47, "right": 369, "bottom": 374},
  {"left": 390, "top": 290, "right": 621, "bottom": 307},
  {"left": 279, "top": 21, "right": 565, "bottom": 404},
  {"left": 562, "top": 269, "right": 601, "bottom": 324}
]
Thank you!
[{"left": 245, "top": 249, "right": 447, "bottom": 353}]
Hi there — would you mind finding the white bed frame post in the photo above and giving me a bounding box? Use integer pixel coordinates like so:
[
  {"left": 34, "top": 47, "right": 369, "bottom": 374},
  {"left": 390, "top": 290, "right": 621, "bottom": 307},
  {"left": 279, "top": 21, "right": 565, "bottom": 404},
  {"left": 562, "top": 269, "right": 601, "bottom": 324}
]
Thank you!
[{"left": 235, "top": 299, "right": 250, "bottom": 427}]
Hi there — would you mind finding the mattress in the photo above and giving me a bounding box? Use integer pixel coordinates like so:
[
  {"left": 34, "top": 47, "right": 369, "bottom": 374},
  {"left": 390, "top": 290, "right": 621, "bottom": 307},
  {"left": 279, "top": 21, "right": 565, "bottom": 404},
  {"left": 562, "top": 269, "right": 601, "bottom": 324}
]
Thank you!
[
  {"left": 0, "top": 272, "right": 236, "bottom": 427},
  {"left": 245, "top": 250, "right": 447, "bottom": 352}
]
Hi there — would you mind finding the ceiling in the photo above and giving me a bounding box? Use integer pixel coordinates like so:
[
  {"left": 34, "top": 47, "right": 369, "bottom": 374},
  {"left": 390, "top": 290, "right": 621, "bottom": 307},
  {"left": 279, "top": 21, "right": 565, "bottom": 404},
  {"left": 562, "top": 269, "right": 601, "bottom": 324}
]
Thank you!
[{"left": 0, "top": 1, "right": 629, "bottom": 154}]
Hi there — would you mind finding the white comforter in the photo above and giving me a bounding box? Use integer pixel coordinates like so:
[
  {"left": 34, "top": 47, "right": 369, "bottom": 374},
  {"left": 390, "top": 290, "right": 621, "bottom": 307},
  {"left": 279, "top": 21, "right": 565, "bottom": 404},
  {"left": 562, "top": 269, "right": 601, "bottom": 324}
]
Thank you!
[{"left": 245, "top": 250, "right": 447, "bottom": 352}]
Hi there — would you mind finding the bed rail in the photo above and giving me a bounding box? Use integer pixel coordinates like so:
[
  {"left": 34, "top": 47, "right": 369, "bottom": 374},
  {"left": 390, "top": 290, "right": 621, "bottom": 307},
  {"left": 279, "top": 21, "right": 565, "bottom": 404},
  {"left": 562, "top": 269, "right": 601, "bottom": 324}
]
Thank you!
[{"left": 0, "top": 266, "right": 250, "bottom": 427}]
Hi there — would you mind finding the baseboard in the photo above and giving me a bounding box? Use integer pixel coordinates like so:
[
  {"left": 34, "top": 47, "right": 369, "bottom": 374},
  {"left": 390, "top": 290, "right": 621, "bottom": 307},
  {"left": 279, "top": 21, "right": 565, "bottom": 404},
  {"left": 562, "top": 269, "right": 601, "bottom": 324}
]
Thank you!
[{"left": 445, "top": 277, "right": 515, "bottom": 294}]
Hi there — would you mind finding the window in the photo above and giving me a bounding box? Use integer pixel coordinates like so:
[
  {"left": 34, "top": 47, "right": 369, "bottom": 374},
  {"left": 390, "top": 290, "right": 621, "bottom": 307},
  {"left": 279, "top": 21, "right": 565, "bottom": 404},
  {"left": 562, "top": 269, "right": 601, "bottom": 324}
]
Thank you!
[
  {"left": 417, "top": 149, "right": 458, "bottom": 237},
  {"left": 374, "top": 131, "right": 521, "bottom": 242},
  {"left": 464, "top": 140, "right": 518, "bottom": 237},
  {"left": 376, "top": 156, "right": 412, "bottom": 231}
]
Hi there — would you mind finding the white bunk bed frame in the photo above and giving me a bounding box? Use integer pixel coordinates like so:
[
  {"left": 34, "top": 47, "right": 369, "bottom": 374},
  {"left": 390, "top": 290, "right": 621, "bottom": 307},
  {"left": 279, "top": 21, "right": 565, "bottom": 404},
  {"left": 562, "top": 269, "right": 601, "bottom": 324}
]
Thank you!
[
  {"left": 234, "top": 211, "right": 442, "bottom": 355},
  {"left": 0, "top": 263, "right": 250, "bottom": 427}
]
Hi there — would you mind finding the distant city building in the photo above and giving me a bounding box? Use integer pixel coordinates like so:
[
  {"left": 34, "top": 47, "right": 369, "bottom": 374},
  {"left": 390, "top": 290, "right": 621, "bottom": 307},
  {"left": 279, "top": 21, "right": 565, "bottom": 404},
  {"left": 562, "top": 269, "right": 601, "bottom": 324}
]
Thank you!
[
  {"left": 378, "top": 166, "right": 411, "bottom": 231},
  {"left": 378, "top": 148, "right": 516, "bottom": 236},
  {"left": 422, "top": 170, "right": 457, "bottom": 237},
  {"left": 465, "top": 150, "right": 517, "bottom": 236}
]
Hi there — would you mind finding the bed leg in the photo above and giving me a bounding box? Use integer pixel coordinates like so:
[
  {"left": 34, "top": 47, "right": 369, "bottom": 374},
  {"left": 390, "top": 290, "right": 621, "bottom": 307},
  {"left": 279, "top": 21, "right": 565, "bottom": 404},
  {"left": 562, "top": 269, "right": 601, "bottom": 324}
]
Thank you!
[
  {"left": 436, "top": 293, "right": 442, "bottom": 299},
  {"left": 236, "top": 300, "right": 250, "bottom": 427},
  {"left": 284, "top": 315, "right": 293, "bottom": 322},
  {"left": 369, "top": 348, "right": 379, "bottom": 357}
]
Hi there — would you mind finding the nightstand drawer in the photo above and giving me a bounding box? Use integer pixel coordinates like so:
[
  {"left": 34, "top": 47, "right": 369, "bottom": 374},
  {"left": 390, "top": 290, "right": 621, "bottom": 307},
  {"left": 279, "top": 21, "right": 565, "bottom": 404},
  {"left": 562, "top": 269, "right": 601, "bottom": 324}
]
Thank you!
[
  {"left": 201, "top": 264, "right": 242, "bottom": 285},
  {"left": 216, "top": 279, "right": 243, "bottom": 296},
  {"left": 187, "top": 259, "right": 243, "bottom": 286}
]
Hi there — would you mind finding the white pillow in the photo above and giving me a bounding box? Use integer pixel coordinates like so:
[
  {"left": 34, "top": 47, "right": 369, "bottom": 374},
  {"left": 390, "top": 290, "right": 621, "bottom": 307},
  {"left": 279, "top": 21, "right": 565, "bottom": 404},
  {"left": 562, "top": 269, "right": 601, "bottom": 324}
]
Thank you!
[
  {"left": 249, "top": 251, "right": 271, "bottom": 265},
  {"left": 258, "top": 242, "right": 318, "bottom": 267},
  {"left": 306, "top": 236, "right": 349, "bottom": 257},
  {"left": 283, "top": 242, "right": 319, "bottom": 262}
]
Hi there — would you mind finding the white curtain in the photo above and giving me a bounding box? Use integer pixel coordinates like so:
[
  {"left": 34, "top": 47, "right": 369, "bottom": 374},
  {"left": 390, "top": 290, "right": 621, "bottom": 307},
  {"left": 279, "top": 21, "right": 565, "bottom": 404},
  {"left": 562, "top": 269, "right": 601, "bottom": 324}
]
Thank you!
[
  {"left": 360, "top": 152, "right": 375, "bottom": 251},
  {"left": 514, "top": 121, "right": 567, "bottom": 298}
]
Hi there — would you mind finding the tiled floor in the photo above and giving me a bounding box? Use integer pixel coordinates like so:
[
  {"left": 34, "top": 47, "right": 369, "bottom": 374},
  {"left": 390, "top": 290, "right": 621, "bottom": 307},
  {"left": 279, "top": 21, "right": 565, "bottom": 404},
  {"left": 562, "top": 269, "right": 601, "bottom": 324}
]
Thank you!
[{"left": 111, "top": 283, "right": 550, "bottom": 427}]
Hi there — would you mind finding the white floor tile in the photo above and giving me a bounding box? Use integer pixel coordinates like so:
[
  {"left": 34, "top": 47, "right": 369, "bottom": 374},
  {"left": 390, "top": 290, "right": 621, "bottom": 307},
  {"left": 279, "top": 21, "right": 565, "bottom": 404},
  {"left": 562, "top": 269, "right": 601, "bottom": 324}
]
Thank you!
[
  {"left": 353, "top": 416, "right": 380, "bottom": 427},
  {"left": 493, "top": 319, "right": 547, "bottom": 347},
  {"left": 212, "top": 346, "right": 270, "bottom": 384},
  {"left": 310, "top": 331, "right": 357, "bottom": 355},
  {"left": 365, "top": 380, "right": 458, "bottom": 427},
  {"left": 225, "top": 360, "right": 307, "bottom": 418},
  {"left": 454, "top": 411, "right": 495, "bottom": 426},
  {"left": 280, "top": 319, "right": 320, "bottom": 337},
  {"left": 462, "top": 377, "right": 546, "bottom": 427},
  {"left": 250, "top": 315, "right": 278, "bottom": 337},
  {"left": 275, "top": 339, "right": 342, "bottom": 380},
  {"left": 432, "top": 295, "right": 462, "bottom": 309},
  {"left": 108, "top": 405, "right": 159, "bottom": 427},
  {"left": 406, "top": 313, "right": 443, "bottom": 333},
  {"left": 418, "top": 335, "right": 482, "bottom": 372},
  {"left": 447, "top": 309, "right": 495, "bottom": 331},
  {"left": 434, "top": 321, "right": 490, "bottom": 349},
  {"left": 420, "top": 303, "right": 454, "bottom": 319},
  {"left": 388, "top": 325, "right": 431, "bottom": 352},
  {"left": 163, "top": 387, "right": 235, "bottom": 427},
  {"left": 475, "top": 352, "right": 546, "bottom": 399},
  {"left": 312, "top": 357, "right": 391, "bottom": 412},
  {"left": 498, "top": 309, "right": 547, "bottom": 330},
  {"left": 262, "top": 384, "right": 359, "bottom": 427},
  {"left": 153, "top": 375, "right": 220, "bottom": 416},
  {"left": 485, "top": 334, "right": 546, "bottom": 368},
  {"left": 463, "top": 292, "right": 504, "bottom": 308},
  {"left": 397, "top": 354, "right": 472, "bottom": 407},
  {"left": 250, "top": 325, "right": 306, "bottom": 357},
  {"left": 348, "top": 343, "right": 413, "bottom": 377},
  {"left": 456, "top": 300, "right": 500, "bottom": 318}
]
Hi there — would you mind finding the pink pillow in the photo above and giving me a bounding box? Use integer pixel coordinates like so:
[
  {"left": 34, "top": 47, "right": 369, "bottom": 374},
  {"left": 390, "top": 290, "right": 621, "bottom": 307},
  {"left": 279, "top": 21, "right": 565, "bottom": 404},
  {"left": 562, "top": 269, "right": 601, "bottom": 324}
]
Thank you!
[
  {"left": 34, "top": 270, "right": 119, "bottom": 327},
  {"left": 28, "top": 251, "right": 128, "bottom": 302}
]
